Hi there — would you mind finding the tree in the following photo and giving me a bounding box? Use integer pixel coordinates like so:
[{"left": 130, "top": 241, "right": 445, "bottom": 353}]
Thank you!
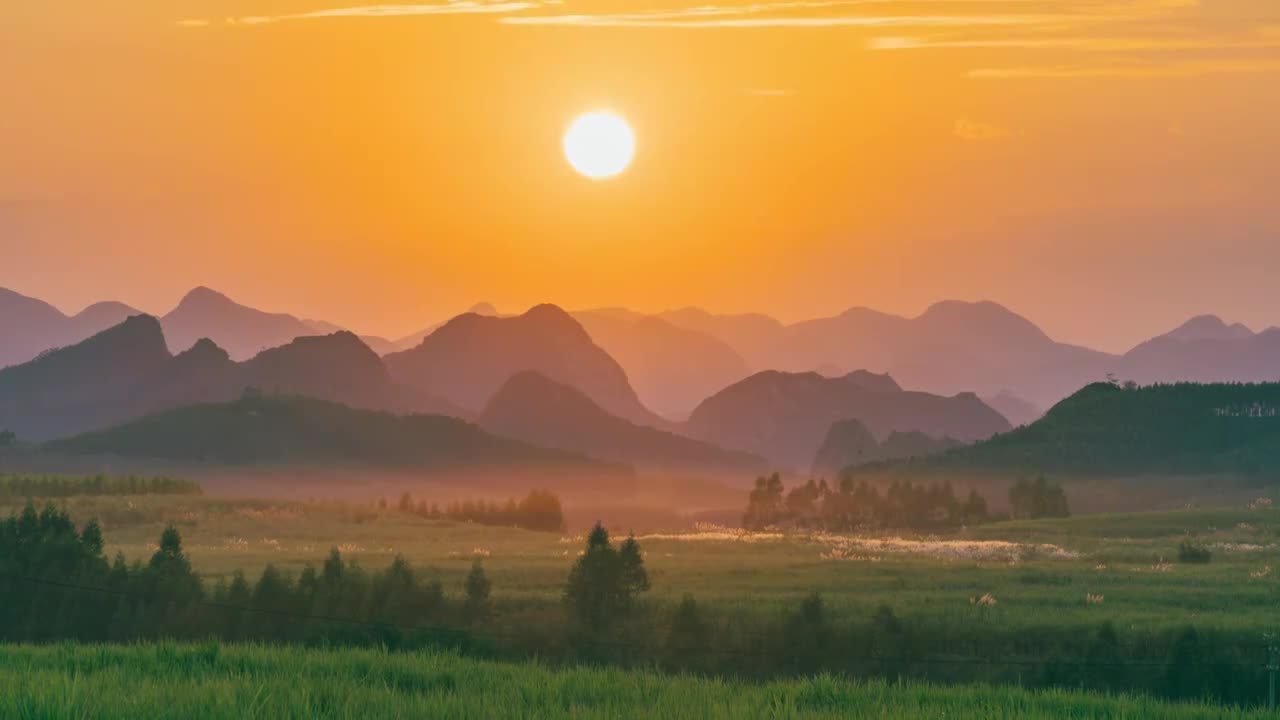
[
  {"left": 0, "top": 430, "right": 15, "bottom": 447},
  {"left": 564, "top": 522, "right": 648, "bottom": 628},
  {"left": 463, "top": 558, "right": 492, "bottom": 623},
  {"left": 144, "top": 525, "right": 202, "bottom": 608},
  {"left": 665, "top": 594, "right": 708, "bottom": 663}
]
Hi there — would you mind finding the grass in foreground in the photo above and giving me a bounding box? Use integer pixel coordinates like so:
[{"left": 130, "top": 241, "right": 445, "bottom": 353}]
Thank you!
[{"left": 3, "top": 642, "right": 1270, "bottom": 719}]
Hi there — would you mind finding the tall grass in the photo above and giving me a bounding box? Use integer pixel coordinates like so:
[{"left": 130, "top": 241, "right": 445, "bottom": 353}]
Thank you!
[{"left": 0, "top": 642, "right": 1270, "bottom": 719}]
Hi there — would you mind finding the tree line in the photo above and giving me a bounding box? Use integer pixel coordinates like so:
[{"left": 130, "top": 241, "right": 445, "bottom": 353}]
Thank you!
[
  {"left": 392, "top": 489, "right": 564, "bottom": 533},
  {"left": 0, "top": 501, "right": 1269, "bottom": 707},
  {"left": 0, "top": 473, "right": 202, "bottom": 498},
  {"left": 743, "top": 474, "right": 1070, "bottom": 530}
]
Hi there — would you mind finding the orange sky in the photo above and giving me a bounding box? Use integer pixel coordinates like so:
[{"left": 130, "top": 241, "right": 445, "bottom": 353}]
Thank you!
[{"left": 3, "top": 0, "right": 1279, "bottom": 351}]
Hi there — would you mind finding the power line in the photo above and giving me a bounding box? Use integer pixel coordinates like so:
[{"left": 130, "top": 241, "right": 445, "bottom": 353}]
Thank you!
[{"left": 2, "top": 570, "right": 1269, "bottom": 671}]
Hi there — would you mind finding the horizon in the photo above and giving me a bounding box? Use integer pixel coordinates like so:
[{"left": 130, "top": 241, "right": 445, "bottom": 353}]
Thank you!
[
  {"left": 5, "top": 0, "right": 1280, "bottom": 353},
  {"left": 2, "top": 280, "right": 1272, "bottom": 354}
]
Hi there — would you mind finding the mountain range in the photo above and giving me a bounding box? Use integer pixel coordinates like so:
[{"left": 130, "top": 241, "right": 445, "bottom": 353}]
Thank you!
[
  {"left": 683, "top": 369, "right": 1011, "bottom": 470},
  {"left": 479, "top": 371, "right": 767, "bottom": 477},
  {"left": 6, "top": 285, "right": 1280, "bottom": 444},
  {"left": 46, "top": 394, "right": 627, "bottom": 482},
  {"left": 0, "top": 315, "right": 458, "bottom": 442},
  {"left": 843, "top": 381, "right": 1280, "bottom": 483}
]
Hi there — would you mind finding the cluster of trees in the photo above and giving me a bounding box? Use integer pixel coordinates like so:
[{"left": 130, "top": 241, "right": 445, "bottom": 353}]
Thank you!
[
  {"left": 0, "top": 501, "right": 490, "bottom": 644},
  {"left": 0, "top": 473, "right": 201, "bottom": 498},
  {"left": 1008, "top": 476, "right": 1070, "bottom": 520},
  {"left": 394, "top": 489, "right": 564, "bottom": 533},
  {"left": 0, "top": 502, "right": 644, "bottom": 647},
  {"left": 743, "top": 473, "right": 990, "bottom": 531}
]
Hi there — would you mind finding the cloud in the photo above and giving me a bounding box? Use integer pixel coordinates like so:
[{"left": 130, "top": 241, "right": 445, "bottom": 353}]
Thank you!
[
  {"left": 954, "top": 118, "right": 1013, "bottom": 140},
  {"left": 501, "top": 13, "right": 1069, "bottom": 29},
  {"left": 745, "top": 88, "right": 794, "bottom": 96},
  {"left": 179, "top": 2, "right": 540, "bottom": 27},
  {"left": 969, "top": 57, "right": 1280, "bottom": 78}
]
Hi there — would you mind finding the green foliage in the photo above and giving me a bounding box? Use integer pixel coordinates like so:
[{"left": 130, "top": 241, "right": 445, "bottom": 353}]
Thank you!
[
  {"left": 1, "top": 643, "right": 1272, "bottom": 719},
  {"left": 851, "top": 382, "right": 1280, "bottom": 480},
  {"left": 564, "top": 523, "right": 649, "bottom": 628},
  {"left": 0, "top": 473, "right": 200, "bottom": 498},
  {"left": 1177, "top": 540, "right": 1213, "bottom": 564},
  {"left": 745, "top": 474, "right": 989, "bottom": 530},
  {"left": 1009, "top": 476, "right": 1070, "bottom": 519},
  {"left": 398, "top": 489, "right": 564, "bottom": 533},
  {"left": 462, "top": 558, "right": 491, "bottom": 624}
]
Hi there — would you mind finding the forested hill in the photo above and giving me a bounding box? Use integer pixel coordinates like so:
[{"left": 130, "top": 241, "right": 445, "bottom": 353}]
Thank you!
[
  {"left": 44, "top": 395, "right": 630, "bottom": 478},
  {"left": 844, "top": 382, "right": 1280, "bottom": 479}
]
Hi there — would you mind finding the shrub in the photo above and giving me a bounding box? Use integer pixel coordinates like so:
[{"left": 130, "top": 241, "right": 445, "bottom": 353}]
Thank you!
[{"left": 1177, "top": 541, "right": 1212, "bottom": 564}]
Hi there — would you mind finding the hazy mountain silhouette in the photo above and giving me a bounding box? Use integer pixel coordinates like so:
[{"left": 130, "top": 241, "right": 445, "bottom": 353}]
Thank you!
[
  {"left": 982, "top": 390, "right": 1044, "bottom": 427},
  {"left": 0, "top": 288, "right": 140, "bottom": 369},
  {"left": 663, "top": 301, "right": 1117, "bottom": 408},
  {"left": 684, "top": 370, "right": 1010, "bottom": 470},
  {"left": 1121, "top": 315, "right": 1280, "bottom": 384},
  {"left": 0, "top": 315, "right": 173, "bottom": 440},
  {"left": 301, "top": 317, "right": 397, "bottom": 355},
  {"left": 480, "top": 371, "right": 767, "bottom": 477},
  {"left": 161, "top": 287, "right": 323, "bottom": 360},
  {"left": 384, "top": 304, "right": 666, "bottom": 427},
  {"left": 392, "top": 302, "right": 500, "bottom": 351},
  {"left": 573, "top": 309, "right": 751, "bottom": 419},
  {"left": 845, "top": 381, "right": 1280, "bottom": 482},
  {"left": 46, "top": 394, "right": 627, "bottom": 480},
  {"left": 655, "top": 307, "right": 785, "bottom": 366},
  {"left": 0, "top": 315, "right": 461, "bottom": 441},
  {"left": 811, "top": 418, "right": 960, "bottom": 477}
]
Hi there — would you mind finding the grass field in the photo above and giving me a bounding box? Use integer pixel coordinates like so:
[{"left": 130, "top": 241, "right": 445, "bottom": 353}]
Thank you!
[
  {"left": 2, "top": 642, "right": 1271, "bottom": 719},
  {"left": 11, "top": 493, "right": 1278, "bottom": 633}
]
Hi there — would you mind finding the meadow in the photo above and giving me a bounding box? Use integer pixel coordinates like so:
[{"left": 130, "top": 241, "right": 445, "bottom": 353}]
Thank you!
[
  {"left": 2, "top": 642, "right": 1272, "bottom": 720},
  {"left": 15, "top": 492, "right": 1277, "bottom": 631},
  {"left": 6, "top": 491, "right": 1280, "bottom": 710}
]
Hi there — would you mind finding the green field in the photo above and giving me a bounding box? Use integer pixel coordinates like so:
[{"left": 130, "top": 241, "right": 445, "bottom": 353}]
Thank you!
[
  {"left": 17, "top": 493, "right": 1278, "bottom": 631},
  {"left": 3, "top": 642, "right": 1271, "bottom": 719},
  {"left": 6, "top": 492, "right": 1280, "bottom": 712}
]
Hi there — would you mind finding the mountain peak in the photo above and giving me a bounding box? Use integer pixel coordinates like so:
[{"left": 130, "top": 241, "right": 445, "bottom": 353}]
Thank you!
[
  {"left": 1164, "top": 314, "right": 1254, "bottom": 342},
  {"left": 468, "top": 302, "right": 498, "bottom": 316},
  {"left": 177, "top": 286, "right": 234, "bottom": 307}
]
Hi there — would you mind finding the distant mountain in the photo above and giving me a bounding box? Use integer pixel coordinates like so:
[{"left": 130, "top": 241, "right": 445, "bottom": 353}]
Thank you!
[
  {"left": 1121, "top": 316, "right": 1280, "bottom": 385},
  {"left": 0, "top": 315, "right": 173, "bottom": 440},
  {"left": 684, "top": 370, "right": 1010, "bottom": 470},
  {"left": 160, "top": 287, "right": 321, "bottom": 360},
  {"left": 982, "top": 391, "right": 1044, "bottom": 427},
  {"left": 480, "top": 371, "right": 767, "bottom": 477},
  {"left": 392, "top": 302, "right": 500, "bottom": 351},
  {"left": 385, "top": 304, "right": 665, "bottom": 427},
  {"left": 658, "top": 301, "right": 1119, "bottom": 407},
  {"left": 0, "top": 288, "right": 139, "bottom": 369},
  {"left": 655, "top": 307, "right": 785, "bottom": 368},
  {"left": 46, "top": 394, "right": 627, "bottom": 481},
  {"left": 0, "top": 316, "right": 460, "bottom": 441},
  {"left": 845, "top": 381, "right": 1280, "bottom": 481},
  {"left": 573, "top": 310, "right": 751, "bottom": 419},
  {"left": 811, "top": 418, "right": 960, "bottom": 477}
]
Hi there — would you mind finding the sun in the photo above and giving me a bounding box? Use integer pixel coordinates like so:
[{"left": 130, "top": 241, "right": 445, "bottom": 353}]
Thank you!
[{"left": 563, "top": 111, "right": 635, "bottom": 180}]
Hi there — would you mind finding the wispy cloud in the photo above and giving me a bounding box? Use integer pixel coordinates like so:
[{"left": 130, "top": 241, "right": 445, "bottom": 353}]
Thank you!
[
  {"left": 180, "top": 1, "right": 539, "bottom": 27},
  {"left": 745, "top": 88, "right": 794, "bottom": 96},
  {"left": 501, "top": 12, "right": 1069, "bottom": 29},
  {"left": 970, "top": 58, "right": 1280, "bottom": 78}
]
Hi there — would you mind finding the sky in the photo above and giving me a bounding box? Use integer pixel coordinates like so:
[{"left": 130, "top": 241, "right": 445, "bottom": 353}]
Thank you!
[{"left": 2, "top": 0, "right": 1279, "bottom": 352}]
